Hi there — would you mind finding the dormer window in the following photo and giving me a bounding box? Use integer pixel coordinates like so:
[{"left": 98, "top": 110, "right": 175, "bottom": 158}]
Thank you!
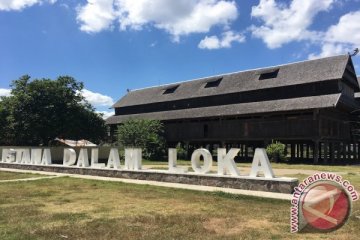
[
  {"left": 205, "top": 77, "right": 222, "bottom": 88},
  {"left": 163, "top": 85, "right": 179, "bottom": 94},
  {"left": 259, "top": 69, "right": 279, "bottom": 80}
]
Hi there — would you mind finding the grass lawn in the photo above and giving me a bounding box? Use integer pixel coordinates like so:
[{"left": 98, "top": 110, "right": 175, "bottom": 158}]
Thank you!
[
  {"left": 0, "top": 171, "right": 42, "bottom": 180},
  {"left": 0, "top": 166, "right": 359, "bottom": 239}
]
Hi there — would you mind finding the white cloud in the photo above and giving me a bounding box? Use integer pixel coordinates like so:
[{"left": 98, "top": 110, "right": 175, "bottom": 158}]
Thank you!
[
  {"left": 250, "top": 0, "right": 334, "bottom": 49},
  {"left": 80, "top": 89, "right": 114, "bottom": 107},
  {"left": 96, "top": 110, "right": 114, "bottom": 119},
  {"left": 76, "top": 0, "right": 117, "bottom": 33},
  {"left": 0, "top": 0, "right": 55, "bottom": 11},
  {"left": 59, "top": 3, "right": 69, "bottom": 9},
  {"left": 198, "top": 31, "right": 245, "bottom": 49},
  {"left": 77, "top": 0, "right": 238, "bottom": 40},
  {"left": 0, "top": 88, "right": 11, "bottom": 98},
  {"left": 325, "top": 11, "right": 360, "bottom": 45},
  {"left": 308, "top": 43, "right": 350, "bottom": 59},
  {"left": 308, "top": 11, "right": 360, "bottom": 59}
]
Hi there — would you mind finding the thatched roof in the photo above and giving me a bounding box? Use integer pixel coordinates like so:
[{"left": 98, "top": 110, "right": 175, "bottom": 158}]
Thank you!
[
  {"left": 107, "top": 94, "right": 342, "bottom": 124},
  {"left": 107, "top": 55, "right": 359, "bottom": 124},
  {"left": 113, "top": 55, "right": 355, "bottom": 108}
]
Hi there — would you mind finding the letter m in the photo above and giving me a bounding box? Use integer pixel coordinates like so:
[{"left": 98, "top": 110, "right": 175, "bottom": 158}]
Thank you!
[{"left": 124, "top": 148, "right": 142, "bottom": 170}]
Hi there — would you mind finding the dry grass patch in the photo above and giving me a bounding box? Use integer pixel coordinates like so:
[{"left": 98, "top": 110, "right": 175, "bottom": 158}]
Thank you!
[
  {"left": 0, "top": 171, "right": 42, "bottom": 180},
  {"left": 0, "top": 170, "right": 359, "bottom": 239}
]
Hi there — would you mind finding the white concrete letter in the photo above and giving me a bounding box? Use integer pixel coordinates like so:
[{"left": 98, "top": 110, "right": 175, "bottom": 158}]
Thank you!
[
  {"left": 107, "top": 148, "right": 121, "bottom": 169},
  {"left": 1, "top": 149, "right": 9, "bottom": 162},
  {"left": 124, "top": 148, "right": 142, "bottom": 170},
  {"left": 63, "top": 148, "right": 76, "bottom": 166},
  {"left": 217, "top": 148, "right": 240, "bottom": 176},
  {"left": 15, "top": 149, "right": 25, "bottom": 163},
  {"left": 191, "top": 148, "right": 213, "bottom": 174},
  {"left": 168, "top": 148, "right": 187, "bottom": 173},
  {"left": 41, "top": 148, "right": 52, "bottom": 165},
  {"left": 91, "top": 148, "right": 105, "bottom": 168},
  {"left": 20, "top": 149, "right": 31, "bottom": 164},
  {"left": 77, "top": 148, "right": 90, "bottom": 167},
  {"left": 5, "top": 149, "right": 16, "bottom": 163},
  {"left": 31, "top": 149, "right": 43, "bottom": 165},
  {"left": 250, "top": 148, "right": 275, "bottom": 178}
]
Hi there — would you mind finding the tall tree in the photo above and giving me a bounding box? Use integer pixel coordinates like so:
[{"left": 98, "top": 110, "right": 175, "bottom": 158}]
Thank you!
[
  {"left": 117, "top": 119, "right": 165, "bottom": 160},
  {"left": 0, "top": 75, "right": 106, "bottom": 145}
]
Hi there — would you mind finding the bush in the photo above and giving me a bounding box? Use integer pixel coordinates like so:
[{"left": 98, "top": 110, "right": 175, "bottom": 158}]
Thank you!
[
  {"left": 266, "top": 141, "right": 285, "bottom": 163},
  {"left": 176, "top": 143, "right": 188, "bottom": 160}
]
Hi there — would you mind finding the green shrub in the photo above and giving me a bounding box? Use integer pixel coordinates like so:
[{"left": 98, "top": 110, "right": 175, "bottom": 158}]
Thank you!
[
  {"left": 176, "top": 143, "right": 188, "bottom": 160},
  {"left": 266, "top": 141, "right": 285, "bottom": 163}
]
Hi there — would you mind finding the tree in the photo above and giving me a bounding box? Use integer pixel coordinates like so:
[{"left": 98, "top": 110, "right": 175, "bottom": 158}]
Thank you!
[
  {"left": 0, "top": 75, "right": 106, "bottom": 145},
  {"left": 117, "top": 119, "right": 165, "bottom": 160}
]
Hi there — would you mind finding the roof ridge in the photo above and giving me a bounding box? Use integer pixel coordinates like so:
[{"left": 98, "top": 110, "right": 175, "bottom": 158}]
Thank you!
[{"left": 129, "top": 54, "right": 349, "bottom": 92}]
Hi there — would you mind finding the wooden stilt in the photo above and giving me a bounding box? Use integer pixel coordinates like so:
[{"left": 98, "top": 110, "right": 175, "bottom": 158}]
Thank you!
[
  {"left": 291, "top": 143, "right": 295, "bottom": 162},
  {"left": 314, "top": 141, "right": 319, "bottom": 164},
  {"left": 330, "top": 142, "right": 335, "bottom": 165},
  {"left": 306, "top": 144, "right": 310, "bottom": 160},
  {"left": 245, "top": 145, "right": 248, "bottom": 161},
  {"left": 324, "top": 142, "right": 328, "bottom": 164}
]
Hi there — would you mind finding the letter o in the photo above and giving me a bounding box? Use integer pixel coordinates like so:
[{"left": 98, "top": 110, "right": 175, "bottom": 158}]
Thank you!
[{"left": 191, "top": 148, "right": 213, "bottom": 174}]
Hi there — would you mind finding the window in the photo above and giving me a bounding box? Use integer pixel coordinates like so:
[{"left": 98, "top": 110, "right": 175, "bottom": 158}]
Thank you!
[
  {"left": 205, "top": 77, "right": 222, "bottom": 88},
  {"left": 258, "top": 69, "right": 279, "bottom": 80},
  {"left": 163, "top": 85, "right": 179, "bottom": 94}
]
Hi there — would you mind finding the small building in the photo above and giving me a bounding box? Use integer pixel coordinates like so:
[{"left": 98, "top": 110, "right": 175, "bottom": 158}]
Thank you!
[{"left": 107, "top": 55, "right": 360, "bottom": 164}]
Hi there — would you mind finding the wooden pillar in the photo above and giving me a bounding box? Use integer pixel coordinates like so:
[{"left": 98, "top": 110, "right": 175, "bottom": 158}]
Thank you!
[
  {"left": 245, "top": 144, "right": 248, "bottom": 161},
  {"left": 324, "top": 142, "right": 328, "bottom": 165},
  {"left": 291, "top": 143, "right": 295, "bottom": 162},
  {"left": 306, "top": 144, "right": 310, "bottom": 160},
  {"left": 330, "top": 142, "right": 335, "bottom": 165},
  {"left": 334, "top": 142, "right": 338, "bottom": 163},
  {"left": 345, "top": 144, "right": 349, "bottom": 162},
  {"left": 313, "top": 141, "right": 319, "bottom": 164},
  {"left": 297, "top": 144, "right": 300, "bottom": 158}
]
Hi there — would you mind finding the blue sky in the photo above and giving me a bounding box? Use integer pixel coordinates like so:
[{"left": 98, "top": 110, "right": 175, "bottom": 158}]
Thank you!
[{"left": 1, "top": 0, "right": 360, "bottom": 118}]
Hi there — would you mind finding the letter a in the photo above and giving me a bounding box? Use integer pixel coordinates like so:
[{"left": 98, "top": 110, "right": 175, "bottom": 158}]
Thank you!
[
  {"left": 41, "top": 149, "right": 52, "bottom": 165},
  {"left": 107, "top": 148, "right": 121, "bottom": 169},
  {"left": 250, "top": 148, "right": 274, "bottom": 178},
  {"left": 77, "top": 148, "right": 90, "bottom": 167}
]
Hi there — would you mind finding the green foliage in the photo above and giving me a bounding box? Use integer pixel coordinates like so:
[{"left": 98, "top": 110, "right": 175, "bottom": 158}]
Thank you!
[
  {"left": 266, "top": 141, "right": 286, "bottom": 162},
  {"left": 0, "top": 75, "right": 106, "bottom": 145},
  {"left": 176, "top": 143, "right": 188, "bottom": 160},
  {"left": 116, "top": 119, "right": 165, "bottom": 160}
]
